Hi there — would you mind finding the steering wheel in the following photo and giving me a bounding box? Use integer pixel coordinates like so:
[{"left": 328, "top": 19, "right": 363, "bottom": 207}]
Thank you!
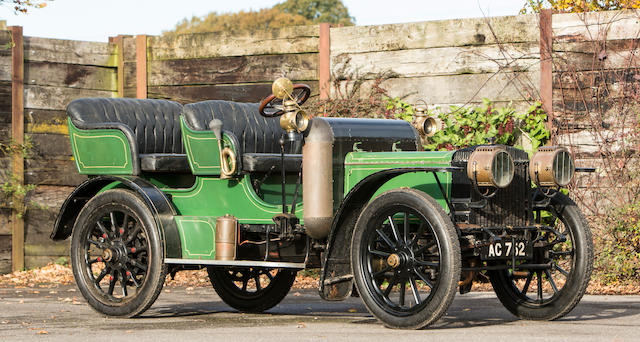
[{"left": 259, "top": 84, "right": 311, "bottom": 117}]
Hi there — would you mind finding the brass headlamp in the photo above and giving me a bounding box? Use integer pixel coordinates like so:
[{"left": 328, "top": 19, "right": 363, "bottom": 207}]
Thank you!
[
  {"left": 467, "top": 146, "right": 515, "bottom": 188},
  {"left": 412, "top": 107, "right": 440, "bottom": 137},
  {"left": 530, "top": 146, "right": 575, "bottom": 187},
  {"left": 279, "top": 100, "right": 310, "bottom": 134}
]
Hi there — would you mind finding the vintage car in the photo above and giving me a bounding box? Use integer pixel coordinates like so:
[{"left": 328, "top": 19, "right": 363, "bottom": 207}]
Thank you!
[{"left": 51, "top": 78, "right": 594, "bottom": 329}]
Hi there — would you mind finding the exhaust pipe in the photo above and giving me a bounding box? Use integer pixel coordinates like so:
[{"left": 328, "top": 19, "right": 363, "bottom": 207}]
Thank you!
[{"left": 302, "top": 118, "right": 334, "bottom": 239}]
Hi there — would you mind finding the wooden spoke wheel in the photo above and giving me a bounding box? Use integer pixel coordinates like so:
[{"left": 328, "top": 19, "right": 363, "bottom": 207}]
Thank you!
[
  {"left": 488, "top": 191, "right": 593, "bottom": 320},
  {"left": 71, "top": 189, "right": 166, "bottom": 317},
  {"left": 351, "top": 189, "right": 460, "bottom": 329},
  {"left": 207, "top": 266, "right": 297, "bottom": 313}
]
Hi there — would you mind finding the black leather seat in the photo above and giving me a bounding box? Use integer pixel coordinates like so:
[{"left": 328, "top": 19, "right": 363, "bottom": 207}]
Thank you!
[
  {"left": 182, "top": 100, "right": 302, "bottom": 173},
  {"left": 67, "top": 98, "right": 190, "bottom": 174}
]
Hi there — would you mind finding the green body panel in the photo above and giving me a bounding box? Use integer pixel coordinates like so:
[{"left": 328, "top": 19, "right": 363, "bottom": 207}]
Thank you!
[
  {"left": 68, "top": 118, "right": 133, "bottom": 175},
  {"left": 344, "top": 151, "right": 455, "bottom": 211},
  {"left": 163, "top": 176, "right": 302, "bottom": 225},
  {"left": 180, "top": 117, "right": 236, "bottom": 176},
  {"left": 174, "top": 216, "right": 216, "bottom": 259}
]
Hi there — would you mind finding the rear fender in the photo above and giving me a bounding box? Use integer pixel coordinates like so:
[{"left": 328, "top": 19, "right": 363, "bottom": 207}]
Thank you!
[{"left": 51, "top": 175, "right": 182, "bottom": 258}]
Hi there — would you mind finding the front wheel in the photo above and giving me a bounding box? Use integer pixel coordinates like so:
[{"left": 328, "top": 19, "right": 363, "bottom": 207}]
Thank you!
[
  {"left": 71, "top": 189, "right": 167, "bottom": 317},
  {"left": 351, "top": 189, "right": 461, "bottom": 329},
  {"left": 488, "top": 192, "right": 593, "bottom": 320}
]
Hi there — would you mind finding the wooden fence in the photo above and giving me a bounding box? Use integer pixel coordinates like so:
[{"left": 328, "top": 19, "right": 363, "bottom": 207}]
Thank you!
[{"left": 0, "top": 10, "right": 638, "bottom": 272}]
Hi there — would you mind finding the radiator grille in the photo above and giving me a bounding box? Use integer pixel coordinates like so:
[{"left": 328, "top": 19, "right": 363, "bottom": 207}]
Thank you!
[{"left": 452, "top": 146, "right": 531, "bottom": 227}]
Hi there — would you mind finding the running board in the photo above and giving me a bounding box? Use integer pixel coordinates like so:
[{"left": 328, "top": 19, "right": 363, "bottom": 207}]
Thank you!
[{"left": 164, "top": 258, "right": 306, "bottom": 269}]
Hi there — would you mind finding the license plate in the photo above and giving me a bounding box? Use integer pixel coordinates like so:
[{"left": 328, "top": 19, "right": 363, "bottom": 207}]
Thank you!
[{"left": 480, "top": 240, "right": 532, "bottom": 260}]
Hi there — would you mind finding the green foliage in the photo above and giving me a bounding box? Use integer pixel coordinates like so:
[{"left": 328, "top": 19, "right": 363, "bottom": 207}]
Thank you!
[
  {"left": 274, "top": 0, "right": 354, "bottom": 25},
  {"left": 594, "top": 201, "right": 640, "bottom": 284},
  {"left": 521, "top": 0, "right": 640, "bottom": 13},
  {"left": 388, "top": 98, "right": 550, "bottom": 153},
  {"left": 165, "top": 0, "right": 354, "bottom": 36},
  {"left": 0, "top": 136, "right": 38, "bottom": 218}
]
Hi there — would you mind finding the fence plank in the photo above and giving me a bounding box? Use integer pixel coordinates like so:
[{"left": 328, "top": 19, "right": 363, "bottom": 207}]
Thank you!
[
  {"left": 149, "top": 25, "right": 319, "bottom": 60},
  {"left": 139, "top": 54, "right": 318, "bottom": 88},
  {"left": 331, "top": 15, "right": 540, "bottom": 55},
  {"left": 553, "top": 10, "right": 640, "bottom": 43},
  {"left": 24, "top": 61, "right": 116, "bottom": 91},
  {"left": 332, "top": 43, "right": 540, "bottom": 79},
  {"left": 25, "top": 158, "right": 86, "bottom": 186},
  {"left": 149, "top": 81, "right": 319, "bottom": 104},
  {"left": 333, "top": 71, "right": 539, "bottom": 105},
  {"left": 553, "top": 39, "right": 640, "bottom": 71},
  {"left": 25, "top": 109, "right": 68, "bottom": 135},
  {"left": 24, "top": 37, "right": 116, "bottom": 66},
  {"left": 24, "top": 85, "right": 115, "bottom": 110}
]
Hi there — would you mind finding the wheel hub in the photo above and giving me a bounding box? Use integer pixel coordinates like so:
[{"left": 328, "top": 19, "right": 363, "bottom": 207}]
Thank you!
[
  {"left": 387, "top": 254, "right": 401, "bottom": 268},
  {"left": 102, "top": 249, "right": 114, "bottom": 262}
]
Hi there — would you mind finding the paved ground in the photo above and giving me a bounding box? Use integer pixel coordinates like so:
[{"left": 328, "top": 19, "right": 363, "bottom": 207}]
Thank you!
[{"left": 0, "top": 285, "right": 639, "bottom": 341}]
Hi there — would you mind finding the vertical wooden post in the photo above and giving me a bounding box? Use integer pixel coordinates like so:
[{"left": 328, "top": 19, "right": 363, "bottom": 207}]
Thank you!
[
  {"left": 135, "top": 35, "right": 147, "bottom": 99},
  {"left": 10, "top": 26, "right": 24, "bottom": 272},
  {"left": 318, "top": 23, "right": 331, "bottom": 101},
  {"left": 539, "top": 9, "right": 554, "bottom": 137},
  {"left": 112, "top": 35, "right": 125, "bottom": 98}
]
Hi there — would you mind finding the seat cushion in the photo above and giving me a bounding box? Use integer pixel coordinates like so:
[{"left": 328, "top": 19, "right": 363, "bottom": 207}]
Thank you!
[
  {"left": 242, "top": 153, "right": 302, "bottom": 173},
  {"left": 182, "top": 100, "right": 300, "bottom": 155},
  {"left": 140, "top": 153, "right": 190, "bottom": 173}
]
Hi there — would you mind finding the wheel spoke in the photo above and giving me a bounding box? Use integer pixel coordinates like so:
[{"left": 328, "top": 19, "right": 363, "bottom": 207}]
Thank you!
[
  {"left": 373, "top": 266, "right": 392, "bottom": 278},
  {"left": 108, "top": 272, "right": 116, "bottom": 296},
  {"left": 521, "top": 272, "right": 533, "bottom": 295},
  {"left": 88, "top": 258, "right": 101, "bottom": 265},
  {"left": 413, "top": 269, "right": 434, "bottom": 289},
  {"left": 125, "top": 225, "right": 142, "bottom": 245},
  {"left": 241, "top": 278, "right": 248, "bottom": 292},
  {"left": 545, "top": 270, "right": 559, "bottom": 294},
  {"left": 368, "top": 248, "right": 390, "bottom": 258},
  {"left": 409, "top": 275, "right": 421, "bottom": 305},
  {"left": 266, "top": 271, "right": 275, "bottom": 281},
  {"left": 121, "top": 270, "right": 128, "bottom": 297},
  {"left": 413, "top": 240, "right": 436, "bottom": 256},
  {"left": 536, "top": 271, "right": 543, "bottom": 301},
  {"left": 403, "top": 212, "right": 409, "bottom": 245},
  {"left": 415, "top": 260, "right": 439, "bottom": 268},
  {"left": 376, "top": 229, "right": 396, "bottom": 249},
  {"left": 122, "top": 214, "right": 129, "bottom": 232},
  {"left": 383, "top": 275, "right": 398, "bottom": 296},
  {"left": 254, "top": 275, "right": 262, "bottom": 291},
  {"left": 129, "top": 259, "right": 148, "bottom": 272},
  {"left": 555, "top": 264, "right": 570, "bottom": 277},
  {"left": 96, "top": 222, "right": 110, "bottom": 240},
  {"left": 125, "top": 267, "right": 141, "bottom": 288},
  {"left": 399, "top": 280, "right": 406, "bottom": 306},
  {"left": 87, "top": 239, "right": 105, "bottom": 249},
  {"left": 95, "top": 268, "right": 108, "bottom": 284},
  {"left": 388, "top": 216, "right": 402, "bottom": 244}
]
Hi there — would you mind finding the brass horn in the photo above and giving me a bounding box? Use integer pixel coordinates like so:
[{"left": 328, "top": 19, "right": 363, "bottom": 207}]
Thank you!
[{"left": 209, "top": 119, "right": 236, "bottom": 179}]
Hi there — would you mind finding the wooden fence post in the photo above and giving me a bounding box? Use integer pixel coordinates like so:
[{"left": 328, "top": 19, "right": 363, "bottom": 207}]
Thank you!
[
  {"left": 539, "top": 9, "right": 554, "bottom": 137},
  {"left": 136, "top": 35, "right": 147, "bottom": 99},
  {"left": 9, "top": 26, "right": 24, "bottom": 272},
  {"left": 319, "top": 23, "right": 331, "bottom": 101},
  {"left": 112, "top": 35, "right": 125, "bottom": 98}
]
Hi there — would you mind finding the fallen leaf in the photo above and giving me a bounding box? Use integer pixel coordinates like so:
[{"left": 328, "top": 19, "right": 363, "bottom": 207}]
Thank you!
[
  {"left": 347, "top": 308, "right": 357, "bottom": 313},
  {"left": 37, "top": 330, "right": 48, "bottom": 335},
  {"left": 296, "top": 322, "right": 306, "bottom": 328},
  {"left": 292, "top": 292, "right": 301, "bottom": 297}
]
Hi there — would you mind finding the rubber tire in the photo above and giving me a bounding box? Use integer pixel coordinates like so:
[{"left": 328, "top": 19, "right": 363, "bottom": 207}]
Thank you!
[
  {"left": 71, "top": 189, "right": 167, "bottom": 317},
  {"left": 351, "top": 188, "right": 461, "bottom": 329},
  {"left": 489, "top": 192, "right": 593, "bottom": 320},
  {"left": 207, "top": 267, "right": 297, "bottom": 313}
]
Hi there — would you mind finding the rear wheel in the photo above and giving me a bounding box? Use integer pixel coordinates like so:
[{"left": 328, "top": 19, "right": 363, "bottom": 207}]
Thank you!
[
  {"left": 207, "top": 267, "right": 297, "bottom": 312},
  {"left": 71, "top": 189, "right": 166, "bottom": 317},
  {"left": 488, "top": 192, "right": 593, "bottom": 320},
  {"left": 351, "top": 189, "right": 460, "bottom": 329}
]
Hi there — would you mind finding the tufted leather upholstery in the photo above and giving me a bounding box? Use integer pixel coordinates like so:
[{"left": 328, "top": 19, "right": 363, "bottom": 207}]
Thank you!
[
  {"left": 183, "top": 100, "right": 300, "bottom": 155},
  {"left": 182, "top": 100, "right": 302, "bottom": 173},
  {"left": 67, "top": 98, "right": 188, "bottom": 174}
]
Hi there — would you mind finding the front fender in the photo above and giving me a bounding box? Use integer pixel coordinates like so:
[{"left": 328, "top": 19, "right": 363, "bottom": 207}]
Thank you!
[
  {"left": 319, "top": 166, "right": 460, "bottom": 301},
  {"left": 51, "top": 175, "right": 182, "bottom": 258}
]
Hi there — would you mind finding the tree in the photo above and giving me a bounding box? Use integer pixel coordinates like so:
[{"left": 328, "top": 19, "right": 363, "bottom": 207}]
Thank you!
[
  {"left": 521, "top": 0, "right": 640, "bottom": 13},
  {"left": 1, "top": 0, "right": 48, "bottom": 14},
  {"left": 274, "top": 0, "right": 354, "bottom": 25},
  {"left": 166, "top": 8, "right": 311, "bottom": 36},
  {"left": 164, "top": 0, "right": 354, "bottom": 36}
]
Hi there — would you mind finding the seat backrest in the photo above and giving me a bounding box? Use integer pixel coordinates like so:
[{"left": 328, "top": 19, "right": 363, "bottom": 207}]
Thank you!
[
  {"left": 182, "top": 100, "right": 297, "bottom": 154},
  {"left": 67, "top": 98, "right": 184, "bottom": 154}
]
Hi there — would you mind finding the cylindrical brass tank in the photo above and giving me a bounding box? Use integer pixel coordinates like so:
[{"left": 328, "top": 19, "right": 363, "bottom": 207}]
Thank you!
[
  {"left": 215, "top": 214, "right": 237, "bottom": 260},
  {"left": 303, "top": 118, "right": 334, "bottom": 239}
]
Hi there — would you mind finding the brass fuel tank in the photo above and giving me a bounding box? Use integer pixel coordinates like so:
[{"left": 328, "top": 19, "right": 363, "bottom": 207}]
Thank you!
[
  {"left": 303, "top": 118, "right": 334, "bottom": 239},
  {"left": 215, "top": 214, "right": 237, "bottom": 260}
]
